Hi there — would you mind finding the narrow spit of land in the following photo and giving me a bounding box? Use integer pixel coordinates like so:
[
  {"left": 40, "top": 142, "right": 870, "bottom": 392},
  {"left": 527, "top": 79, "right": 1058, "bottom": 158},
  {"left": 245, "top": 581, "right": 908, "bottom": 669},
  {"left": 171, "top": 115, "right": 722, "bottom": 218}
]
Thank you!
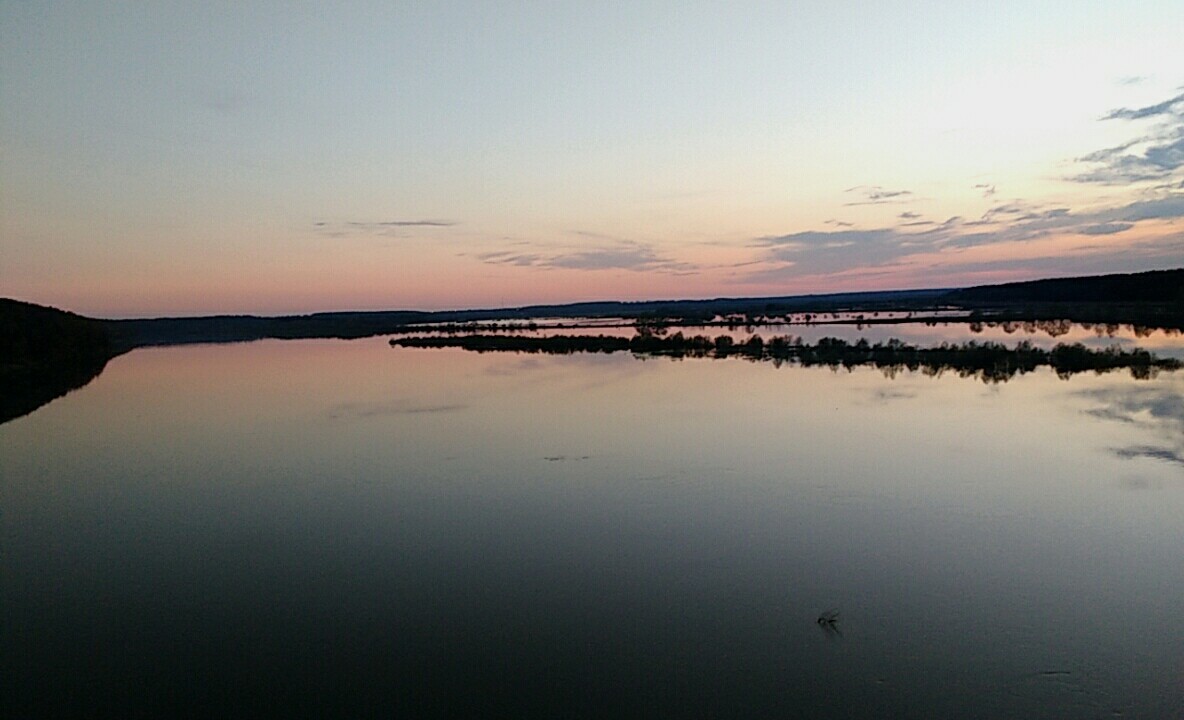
[{"left": 390, "top": 333, "right": 1182, "bottom": 383}]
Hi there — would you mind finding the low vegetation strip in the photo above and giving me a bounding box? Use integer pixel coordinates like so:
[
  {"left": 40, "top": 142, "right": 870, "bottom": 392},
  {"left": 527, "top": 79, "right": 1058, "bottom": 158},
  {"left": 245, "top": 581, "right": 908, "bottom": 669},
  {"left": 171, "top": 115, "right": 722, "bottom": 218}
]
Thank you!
[{"left": 390, "top": 333, "right": 1181, "bottom": 382}]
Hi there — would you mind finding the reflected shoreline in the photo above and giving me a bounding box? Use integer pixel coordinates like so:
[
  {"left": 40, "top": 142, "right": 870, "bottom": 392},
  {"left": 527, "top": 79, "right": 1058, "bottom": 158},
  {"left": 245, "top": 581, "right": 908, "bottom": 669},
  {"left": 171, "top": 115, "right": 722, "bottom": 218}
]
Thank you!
[
  {"left": 1, "top": 298, "right": 117, "bottom": 426},
  {"left": 0, "top": 357, "right": 111, "bottom": 425},
  {"left": 391, "top": 333, "right": 1182, "bottom": 383},
  {"left": 390, "top": 316, "right": 1184, "bottom": 338}
]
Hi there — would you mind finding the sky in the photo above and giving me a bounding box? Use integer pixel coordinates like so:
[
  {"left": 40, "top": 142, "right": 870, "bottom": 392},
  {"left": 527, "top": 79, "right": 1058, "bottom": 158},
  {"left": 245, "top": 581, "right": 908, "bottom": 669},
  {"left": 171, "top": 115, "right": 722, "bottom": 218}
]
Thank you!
[{"left": 2, "top": 1, "right": 1183, "bottom": 317}]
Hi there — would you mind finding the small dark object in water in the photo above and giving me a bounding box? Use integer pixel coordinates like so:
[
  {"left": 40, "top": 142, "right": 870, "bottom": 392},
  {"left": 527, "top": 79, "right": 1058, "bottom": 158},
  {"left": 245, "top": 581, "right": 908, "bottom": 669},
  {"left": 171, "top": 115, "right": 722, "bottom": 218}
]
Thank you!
[{"left": 817, "top": 609, "right": 839, "bottom": 627}]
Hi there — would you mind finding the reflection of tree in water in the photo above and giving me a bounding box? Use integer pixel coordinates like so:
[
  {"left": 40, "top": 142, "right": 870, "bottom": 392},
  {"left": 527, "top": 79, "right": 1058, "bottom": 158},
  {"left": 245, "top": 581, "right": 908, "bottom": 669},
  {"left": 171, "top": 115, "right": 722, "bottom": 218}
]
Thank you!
[
  {"left": 0, "top": 358, "right": 110, "bottom": 425},
  {"left": 967, "top": 319, "right": 1182, "bottom": 339},
  {"left": 1, "top": 298, "right": 115, "bottom": 425},
  {"left": 1076, "top": 383, "right": 1184, "bottom": 468},
  {"left": 390, "top": 333, "right": 1181, "bottom": 385}
]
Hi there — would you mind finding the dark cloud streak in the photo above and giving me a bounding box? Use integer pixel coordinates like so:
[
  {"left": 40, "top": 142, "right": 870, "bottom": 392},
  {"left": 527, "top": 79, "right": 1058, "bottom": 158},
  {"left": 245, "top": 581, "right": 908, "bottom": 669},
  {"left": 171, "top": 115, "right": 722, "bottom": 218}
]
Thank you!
[
  {"left": 1101, "top": 91, "right": 1184, "bottom": 120},
  {"left": 1114, "top": 445, "right": 1184, "bottom": 467},
  {"left": 740, "top": 193, "right": 1184, "bottom": 283},
  {"left": 1075, "top": 90, "right": 1184, "bottom": 184},
  {"left": 313, "top": 219, "right": 459, "bottom": 238},
  {"left": 476, "top": 242, "right": 696, "bottom": 274},
  {"left": 1078, "top": 384, "right": 1184, "bottom": 470},
  {"left": 1078, "top": 223, "right": 1134, "bottom": 236},
  {"left": 843, "top": 185, "right": 914, "bottom": 206},
  {"left": 345, "top": 220, "right": 456, "bottom": 228}
]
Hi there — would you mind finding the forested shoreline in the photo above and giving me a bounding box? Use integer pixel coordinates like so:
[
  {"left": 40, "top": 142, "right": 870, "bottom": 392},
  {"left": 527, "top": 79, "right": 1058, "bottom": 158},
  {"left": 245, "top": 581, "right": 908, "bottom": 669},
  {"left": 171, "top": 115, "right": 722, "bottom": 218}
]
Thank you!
[{"left": 391, "top": 332, "right": 1181, "bottom": 382}]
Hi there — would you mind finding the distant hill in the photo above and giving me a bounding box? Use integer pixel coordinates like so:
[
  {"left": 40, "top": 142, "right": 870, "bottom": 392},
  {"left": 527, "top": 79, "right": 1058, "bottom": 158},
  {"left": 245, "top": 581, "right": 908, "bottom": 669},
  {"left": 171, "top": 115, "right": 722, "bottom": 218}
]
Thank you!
[
  {"left": 947, "top": 268, "right": 1184, "bottom": 304},
  {"left": 943, "top": 268, "right": 1184, "bottom": 327},
  {"left": 0, "top": 299, "right": 115, "bottom": 424},
  {"left": 496, "top": 288, "right": 950, "bottom": 320},
  {"left": 99, "top": 268, "right": 1184, "bottom": 349},
  {"left": 105, "top": 288, "right": 951, "bottom": 349},
  {"left": 105, "top": 310, "right": 433, "bottom": 349},
  {"left": 3, "top": 266, "right": 1183, "bottom": 367},
  {"left": 0, "top": 299, "right": 112, "bottom": 367}
]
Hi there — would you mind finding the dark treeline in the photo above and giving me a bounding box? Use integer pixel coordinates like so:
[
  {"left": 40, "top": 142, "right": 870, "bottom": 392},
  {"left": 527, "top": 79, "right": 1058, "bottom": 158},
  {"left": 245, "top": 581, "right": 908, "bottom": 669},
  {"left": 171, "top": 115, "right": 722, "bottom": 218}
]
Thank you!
[
  {"left": 386, "top": 270, "right": 1184, "bottom": 338},
  {"left": 951, "top": 268, "right": 1184, "bottom": 329},
  {"left": 949, "top": 268, "right": 1184, "bottom": 304},
  {"left": 390, "top": 332, "right": 1182, "bottom": 383},
  {"left": 967, "top": 318, "right": 1182, "bottom": 338},
  {"left": 1, "top": 299, "right": 112, "bottom": 365},
  {"left": 3, "top": 268, "right": 1182, "bottom": 353},
  {"left": 105, "top": 310, "right": 433, "bottom": 350},
  {"left": 60, "top": 267, "right": 1184, "bottom": 349},
  {"left": 1, "top": 299, "right": 116, "bottom": 424},
  {"left": 388, "top": 315, "right": 1184, "bottom": 339},
  {"left": 103, "top": 290, "right": 949, "bottom": 348}
]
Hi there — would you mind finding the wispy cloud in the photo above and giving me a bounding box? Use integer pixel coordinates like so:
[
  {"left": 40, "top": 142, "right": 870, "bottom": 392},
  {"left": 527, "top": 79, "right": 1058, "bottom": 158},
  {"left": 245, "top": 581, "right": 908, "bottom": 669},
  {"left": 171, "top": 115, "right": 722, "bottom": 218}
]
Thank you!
[
  {"left": 476, "top": 240, "right": 697, "bottom": 274},
  {"left": 550, "top": 246, "right": 691, "bottom": 272},
  {"left": 843, "top": 185, "right": 914, "bottom": 206},
  {"left": 1121, "top": 195, "right": 1184, "bottom": 220},
  {"left": 1114, "top": 445, "right": 1184, "bottom": 467},
  {"left": 741, "top": 192, "right": 1184, "bottom": 284},
  {"left": 752, "top": 228, "right": 904, "bottom": 278},
  {"left": 1074, "top": 90, "right": 1184, "bottom": 184},
  {"left": 314, "top": 219, "right": 458, "bottom": 237},
  {"left": 472, "top": 250, "right": 545, "bottom": 267},
  {"left": 898, "top": 211, "right": 932, "bottom": 227},
  {"left": 1078, "top": 222, "right": 1134, "bottom": 236},
  {"left": 1101, "top": 91, "right": 1184, "bottom": 121}
]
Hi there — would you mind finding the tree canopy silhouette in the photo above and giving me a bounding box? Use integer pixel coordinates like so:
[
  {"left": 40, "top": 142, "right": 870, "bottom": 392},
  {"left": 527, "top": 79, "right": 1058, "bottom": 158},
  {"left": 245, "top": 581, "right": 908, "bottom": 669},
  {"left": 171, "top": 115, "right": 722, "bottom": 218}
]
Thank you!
[{"left": 390, "top": 332, "right": 1181, "bottom": 383}]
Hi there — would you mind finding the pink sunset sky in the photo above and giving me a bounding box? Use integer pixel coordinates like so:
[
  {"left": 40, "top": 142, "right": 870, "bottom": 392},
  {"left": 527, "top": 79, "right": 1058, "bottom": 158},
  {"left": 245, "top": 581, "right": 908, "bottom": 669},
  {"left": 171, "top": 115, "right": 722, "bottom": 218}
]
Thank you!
[{"left": 2, "top": 3, "right": 1182, "bottom": 317}]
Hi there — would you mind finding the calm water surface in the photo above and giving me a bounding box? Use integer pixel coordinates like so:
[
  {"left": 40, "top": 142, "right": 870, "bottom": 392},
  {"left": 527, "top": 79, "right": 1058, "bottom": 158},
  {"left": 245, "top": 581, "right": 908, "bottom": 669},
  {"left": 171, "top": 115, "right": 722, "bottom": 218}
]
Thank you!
[{"left": 3, "top": 337, "right": 1183, "bottom": 717}]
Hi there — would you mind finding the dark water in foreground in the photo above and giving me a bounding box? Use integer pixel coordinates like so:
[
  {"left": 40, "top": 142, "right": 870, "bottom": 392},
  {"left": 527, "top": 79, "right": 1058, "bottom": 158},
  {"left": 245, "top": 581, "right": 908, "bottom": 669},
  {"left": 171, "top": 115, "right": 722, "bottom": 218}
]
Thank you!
[{"left": 3, "top": 338, "right": 1183, "bottom": 718}]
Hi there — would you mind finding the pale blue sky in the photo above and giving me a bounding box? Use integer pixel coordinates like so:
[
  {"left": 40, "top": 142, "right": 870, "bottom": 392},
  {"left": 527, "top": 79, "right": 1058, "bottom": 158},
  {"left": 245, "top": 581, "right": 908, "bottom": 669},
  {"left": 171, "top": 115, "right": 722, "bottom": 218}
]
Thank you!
[{"left": 3, "top": 2, "right": 1183, "bottom": 315}]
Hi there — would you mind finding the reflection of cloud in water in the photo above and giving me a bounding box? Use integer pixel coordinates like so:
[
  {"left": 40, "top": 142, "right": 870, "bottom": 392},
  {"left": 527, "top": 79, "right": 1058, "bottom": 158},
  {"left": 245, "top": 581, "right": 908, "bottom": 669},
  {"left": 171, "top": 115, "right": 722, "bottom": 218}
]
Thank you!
[
  {"left": 1084, "top": 407, "right": 1137, "bottom": 424},
  {"left": 1121, "top": 475, "right": 1167, "bottom": 491},
  {"left": 570, "top": 353, "right": 661, "bottom": 391},
  {"left": 484, "top": 357, "right": 544, "bottom": 376},
  {"left": 1076, "top": 383, "right": 1184, "bottom": 468},
  {"left": 1113, "top": 445, "right": 1184, "bottom": 467},
  {"left": 980, "top": 384, "right": 1003, "bottom": 398},
  {"left": 485, "top": 352, "right": 635, "bottom": 374},
  {"left": 867, "top": 387, "right": 918, "bottom": 404},
  {"left": 328, "top": 400, "right": 468, "bottom": 419},
  {"left": 1079, "top": 386, "right": 1184, "bottom": 431}
]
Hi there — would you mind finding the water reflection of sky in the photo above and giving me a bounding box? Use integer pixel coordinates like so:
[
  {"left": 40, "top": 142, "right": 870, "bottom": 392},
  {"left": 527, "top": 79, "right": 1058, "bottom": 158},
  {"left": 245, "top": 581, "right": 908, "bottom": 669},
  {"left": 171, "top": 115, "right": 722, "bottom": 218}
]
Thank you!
[{"left": 2, "top": 338, "right": 1182, "bottom": 717}]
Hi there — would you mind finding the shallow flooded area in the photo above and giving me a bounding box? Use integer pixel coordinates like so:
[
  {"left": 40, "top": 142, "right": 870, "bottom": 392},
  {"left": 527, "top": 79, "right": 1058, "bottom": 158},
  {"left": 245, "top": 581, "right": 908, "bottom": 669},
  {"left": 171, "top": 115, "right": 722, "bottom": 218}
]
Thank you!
[{"left": 3, "top": 336, "right": 1183, "bottom": 717}]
